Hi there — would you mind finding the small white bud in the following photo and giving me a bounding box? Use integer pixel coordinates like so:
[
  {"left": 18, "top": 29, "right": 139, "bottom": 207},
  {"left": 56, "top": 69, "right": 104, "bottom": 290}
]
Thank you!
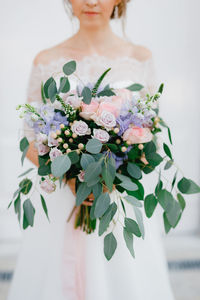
[{"left": 121, "top": 146, "right": 127, "bottom": 152}]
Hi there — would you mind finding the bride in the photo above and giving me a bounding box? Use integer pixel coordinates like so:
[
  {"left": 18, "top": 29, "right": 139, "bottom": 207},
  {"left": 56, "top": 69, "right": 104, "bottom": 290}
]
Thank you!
[{"left": 8, "top": 0, "right": 175, "bottom": 299}]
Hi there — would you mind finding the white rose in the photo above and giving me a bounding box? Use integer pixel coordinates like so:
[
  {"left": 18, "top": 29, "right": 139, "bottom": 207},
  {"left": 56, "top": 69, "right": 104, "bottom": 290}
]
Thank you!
[
  {"left": 92, "top": 111, "right": 116, "bottom": 131},
  {"left": 49, "top": 147, "right": 62, "bottom": 161},
  {"left": 92, "top": 129, "right": 110, "bottom": 143},
  {"left": 40, "top": 178, "right": 56, "bottom": 194},
  {"left": 78, "top": 170, "right": 85, "bottom": 182},
  {"left": 65, "top": 94, "right": 82, "bottom": 109},
  {"left": 71, "top": 120, "right": 91, "bottom": 136},
  {"left": 37, "top": 143, "right": 50, "bottom": 156}
]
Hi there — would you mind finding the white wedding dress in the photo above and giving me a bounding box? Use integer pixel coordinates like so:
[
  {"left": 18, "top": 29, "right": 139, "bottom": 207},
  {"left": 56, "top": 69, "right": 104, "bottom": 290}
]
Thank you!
[{"left": 7, "top": 53, "right": 175, "bottom": 300}]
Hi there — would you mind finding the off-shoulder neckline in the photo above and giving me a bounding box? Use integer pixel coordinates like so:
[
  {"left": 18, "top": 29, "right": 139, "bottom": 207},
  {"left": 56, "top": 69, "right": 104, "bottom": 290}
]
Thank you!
[{"left": 33, "top": 53, "right": 152, "bottom": 69}]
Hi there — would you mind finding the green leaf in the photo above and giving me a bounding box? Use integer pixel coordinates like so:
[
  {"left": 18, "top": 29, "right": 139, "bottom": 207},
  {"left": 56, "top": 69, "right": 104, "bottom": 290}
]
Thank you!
[
  {"left": 177, "top": 177, "right": 200, "bottom": 194},
  {"left": 166, "top": 200, "right": 182, "bottom": 228},
  {"left": 163, "top": 212, "right": 172, "bottom": 234},
  {"left": 120, "top": 199, "right": 127, "bottom": 216},
  {"left": 23, "top": 199, "right": 35, "bottom": 229},
  {"left": 171, "top": 171, "right": 178, "bottom": 192},
  {"left": 92, "top": 68, "right": 112, "bottom": 97},
  {"left": 38, "top": 164, "right": 51, "bottom": 176},
  {"left": 124, "top": 217, "right": 141, "bottom": 237},
  {"left": 104, "top": 232, "right": 117, "bottom": 261},
  {"left": 157, "top": 189, "right": 174, "bottom": 211},
  {"left": 68, "top": 151, "right": 79, "bottom": 164},
  {"left": 18, "top": 168, "right": 34, "bottom": 178},
  {"left": 116, "top": 173, "right": 138, "bottom": 191},
  {"left": 155, "top": 179, "right": 163, "bottom": 197},
  {"left": 81, "top": 87, "right": 92, "bottom": 104},
  {"left": 59, "top": 77, "right": 70, "bottom": 93},
  {"left": 144, "top": 194, "right": 158, "bottom": 218},
  {"left": 44, "top": 77, "right": 54, "bottom": 98},
  {"left": 127, "top": 163, "right": 142, "bottom": 180},
  {"left": 102, "top": 159, "right": 116, "bottom": 192},
  {"left": 145, "top": 152, "right": 163, "bottom": 167},
  {"left": 168, "top": 127, "right": 173, "bottom": 145},
  {"left": 158, "top": 83, "right": 164, "bottom": 94},
  {"left": 97, "top": 89, "right": 115, "bottom": 97},
  {"left": 41, "top": 81, "right": 47, "bottom": 104},
  {"left": 21, "top": 146, "right": 29, "bottom": 166},
  {"left": 133, "top": 206, "right": 145, "bottom": 239},
  {"left": 86, "top": 176, "right": 100, "bottom": 187},
  {"left": 126, "top": 83, "right": 144, "bottom": 91},
  {"left": 144, "top": 141, "right": 156, "bottom": 155},
  {"left": 51, "top": 154, "right": 71, "bottom": 177},
  {"left": 163, "top": 143, "right": 173, "bottom": 160},
  {"left": 177, "top": 193, "right": 186, "bottom": 211},
  {"left": 92, "top": 183, "right": 103, "bottom": 199},
  {"left": 94, "top": 192, "right": 111, "bottom": 218},
  {"left": 84, "top": 162, "right": 102, "bottom": 184},
  {"left": 164, "top": 160, "right": 174, "bottom": 170},
  {"left": 40, "top": 194, "right": 50, "bottom": 222},
  {"left": 124, "top": 195, "right": 142, "bottom": 208},
  {"left": 20, "top": 137, "right": 29, "bottom": 152},
  {"left": 14, "top": 194, "right": 21, "bottom": 222},
  {"left": 86, "top": 139, "right": 102, "bottom": 154},
  {"left": 19, "top": 179, "right": 32, "bottom": 195},
  {"left": 98, "top": 203, "right": 117, "bottom": 236},
  {"left": 80, "top": 153, "right": 95, "bottom": 170},
  {"left": 123, "top": 227, "right": 135, "bottom": 258},
  {"left": 63, "top": 60, "right": 76, "bottom": 75},
  {"left": 48, "top": 80, "right": 57, "bottom": 103},
  {"left": 127, "top": 180, "right": 144, "bottom": 200},
  {"left": 76, "top": 183, "right": 92, "bottom": 206}
]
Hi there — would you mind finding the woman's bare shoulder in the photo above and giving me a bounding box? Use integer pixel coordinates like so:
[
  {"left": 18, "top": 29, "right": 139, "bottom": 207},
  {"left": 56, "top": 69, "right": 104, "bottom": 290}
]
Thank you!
[
  {"left": 33, "top": 40, "right": 72, "bottom": 66},
  {"left": 127, "top": 41, "right": 152, "bottom": 62}
]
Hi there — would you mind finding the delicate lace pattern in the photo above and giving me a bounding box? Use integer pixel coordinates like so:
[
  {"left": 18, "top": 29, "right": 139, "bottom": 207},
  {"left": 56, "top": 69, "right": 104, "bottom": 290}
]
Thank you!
[{"left": 25, "top": 54, "right": 158, "bottom": 141}]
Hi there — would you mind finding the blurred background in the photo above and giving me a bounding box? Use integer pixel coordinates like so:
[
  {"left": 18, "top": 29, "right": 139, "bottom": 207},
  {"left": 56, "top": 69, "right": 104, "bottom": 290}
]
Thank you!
[{"left": 0, "top": 0, "right": 200, "bottom": 299}]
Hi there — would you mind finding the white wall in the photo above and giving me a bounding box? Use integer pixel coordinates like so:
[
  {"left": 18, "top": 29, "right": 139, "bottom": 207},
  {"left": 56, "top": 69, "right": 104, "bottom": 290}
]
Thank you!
[{"left": 0, "top": 0, "right": 199, "bottom": 241}]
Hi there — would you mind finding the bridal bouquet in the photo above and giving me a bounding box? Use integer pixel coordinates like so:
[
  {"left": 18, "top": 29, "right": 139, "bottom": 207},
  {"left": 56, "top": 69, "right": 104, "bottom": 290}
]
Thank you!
[{"left": 9, "top": 60, "right": 200, "bottom": 260}]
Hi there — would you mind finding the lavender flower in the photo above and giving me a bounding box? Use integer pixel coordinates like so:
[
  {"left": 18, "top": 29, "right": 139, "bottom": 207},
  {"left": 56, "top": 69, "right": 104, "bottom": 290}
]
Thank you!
[
  {"left": 39, "top": 105, "right": 54, "bottom": 122},
  {"left": 53, "top": 112, "right": 69, "bottom": 126}
]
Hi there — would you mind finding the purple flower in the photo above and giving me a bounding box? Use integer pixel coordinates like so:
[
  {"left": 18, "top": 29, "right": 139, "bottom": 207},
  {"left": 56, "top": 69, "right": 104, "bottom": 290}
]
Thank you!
[
  {"left": 43, "top": 120, "right": 60, "bottom": 135},
  {"left": 116, "top": 113, "right": 132, "bottom": 135},
  {"left": 33, "top": 120, "right": 46, "bottom": 134},
  {"left": 39, "top": 105, "right": 54, "bottom": 122},
  {"left": 53, "top": 112, "right": 68, "bottom": 126}
]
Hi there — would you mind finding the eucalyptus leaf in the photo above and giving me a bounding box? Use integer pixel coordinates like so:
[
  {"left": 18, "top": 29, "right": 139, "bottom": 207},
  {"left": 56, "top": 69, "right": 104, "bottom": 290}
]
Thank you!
[
  {"left": 23, "top": 199, "right": 35, "bottom": 229},
  {"left": 124, "top": 217, "right": 141, "bottom": 237},
  {"left": 19, "top": 179, "right": 32, "bottom": 195},
  {"left": 51, "top": 154, "right": 71, "bottom": 177},
  {"left": 133, "top": 206, "right": 145, "bottom": 239},
  {"left": 20, "top": 137, "right": 29, "bottom": 152},
  {"left": 18, "top": 168, "right": 34, "bottom": 178},
  {"left": 86, "top": 139, "right": 102, "bottom": 154},
  {"left": 76, "top": 183, "right": 92, "bottom": 206},
  {"left": 44, "top": 77, "right": 54, "bottom": 98},
  {"left": 124, "top": 195, "right": 142, "bottom": 207},
  {"left": 126, "top": 83, "right": 144, "bottom": 91},
  {"left": 14, "top": 194, "right": 21, "bottom": 222},
  {"left": 63, "top": 60, "right": 76, "bottom": 75},
  {"left": 84, "top": 162, "right": 102, "bottom": 183},
  {"left": 177, "top": 177, "right": 200, "bottom": 194},
  {"left": 166, "top": 200, "right": 182, "bottom": 228},
  {"left": 81, "top": 87, "right": 92, "bottom": 104},
  {"left": 80, "top": 153, "right": 95, "bottom": 170},
  {"left": 123, "top": 227, "right": 135, "bottom": 258},
  {"left": 163, "top": 143, "right": 173, "bottom": 160},
  {"left": 48, "top": 80, "right": 57, "bottom": 103},
  {"left": 177, "top": 193, "right": 186, "bottom": 211},
  {"left": 127, "top": 162, "right": 142, "bottom": 180},
  {"left": 21, "top": 145, "right": 29, "bottom": 166},
  {"left": 40, "top": 194, "right": 50, "bottom": 222},
  {"left": 163, "top": 212, "right": 172, "bottom": 234},
  {"left": 144, "top": 194, "right": 158, "bottom": 218},
  {"left": 104, "top": 232, "right": 117, "bottom": 261},
  {"left": 164, "top": 160, "right": 173, "bottom": 170},
  {"left": 59, "top": 77, "right": 70, "bottom": 93},
  {"left": 102, "top": 159, "right": 116, "bottom": 192},
  {"left": 94, "top": 192, "right": 111, "bottom": 218}
]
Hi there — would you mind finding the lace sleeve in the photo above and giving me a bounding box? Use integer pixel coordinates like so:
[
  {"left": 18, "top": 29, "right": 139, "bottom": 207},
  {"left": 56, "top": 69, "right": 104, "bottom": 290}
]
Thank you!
[{"left": 23, "top": 62, "right": 43, "bottom": 142}]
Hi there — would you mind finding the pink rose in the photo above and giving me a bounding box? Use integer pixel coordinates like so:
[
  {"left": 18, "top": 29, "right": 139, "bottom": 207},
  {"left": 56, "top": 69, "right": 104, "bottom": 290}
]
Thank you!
[
  {"left": 49, "top": 147, "right": 62, "bottom": 161},
  {"left": 48, "top": 133, "right": 59, "bottom": 147},
  {"left": 114, "top": 88, "right": 133, "bottom": 102},
  {"left": 92, "top": 129, "right": 110, "bottom": 143},
  {"left": 78, "top": 170, "right": 85, "bottom": 182},
  {"left": 80, "top": 99, "right": 99, "bottom": 120},
  {"left": 40, "top": 178, "right": 56, "bottom": 194},
  {"left": 123, "top": 126, "right": 153, "bottom": 144},
  {"left": 97, "top": 96, "right": 122, "bottom": 118},
  {"left": 37, "top": 143, "right": 50, "bottom": 156}
]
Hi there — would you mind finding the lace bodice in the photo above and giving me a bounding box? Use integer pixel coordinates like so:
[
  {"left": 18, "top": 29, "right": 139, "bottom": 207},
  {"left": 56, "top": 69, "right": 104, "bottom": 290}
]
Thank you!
[{"left": 24, "top": 53, "right": 158, "bottom": 141}]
